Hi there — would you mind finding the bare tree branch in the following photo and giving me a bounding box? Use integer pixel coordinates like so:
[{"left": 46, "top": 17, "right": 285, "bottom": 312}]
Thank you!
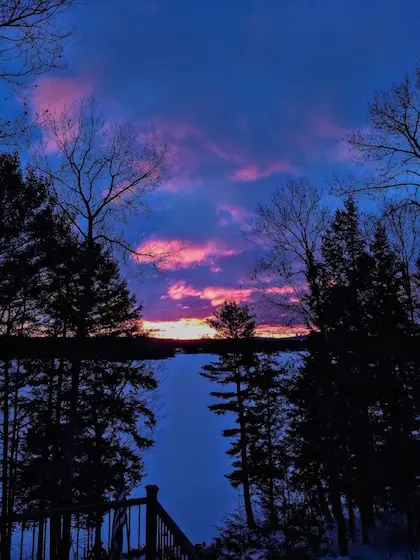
[
  {"left": 34, "top": 96, "right": 172, "bottom": 268},
  {"left": 336, "top": 64, "right": 420, "bottom": 210},
  {"left": 0, "top": 0, "right": 80, "bottom": 144},
  {"left": 248, "top": 179, "right": 330, "bottom": 328}
]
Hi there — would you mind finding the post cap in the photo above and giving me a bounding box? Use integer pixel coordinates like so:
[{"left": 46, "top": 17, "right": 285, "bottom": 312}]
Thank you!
[{"left": 145, "top": 484, "right": 159, "bottom": 496}]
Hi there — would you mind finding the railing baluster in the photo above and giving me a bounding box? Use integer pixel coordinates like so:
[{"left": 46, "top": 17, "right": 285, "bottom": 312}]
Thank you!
[
  {"left": 19, "top": 521, "right": 25, "bottom": 559},
  {"left": 108, "top": 509, "right": 111, "bottom": 552},
  {"left": 43, "top": 518, "right": 47, "bottom": 559},
  {"left": 31, "top": 522, "right": 36, "bottom": 559},
  {"left": 76, "top": 514, "right": 80, "bottom": 560},
  {"left": 137, "top": 504, "right": 141, "bottom": 550},
  {"left": 127, "top": 505, "right": 131, "bottom": 555}
]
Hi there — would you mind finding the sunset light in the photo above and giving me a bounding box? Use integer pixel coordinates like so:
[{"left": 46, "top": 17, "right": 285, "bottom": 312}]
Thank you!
[
  {"left": 143, "top": 318, "right": 309, "bottom": 340},
  {"left": 143, "top": 318, "right": 215, "bottom": 340}
]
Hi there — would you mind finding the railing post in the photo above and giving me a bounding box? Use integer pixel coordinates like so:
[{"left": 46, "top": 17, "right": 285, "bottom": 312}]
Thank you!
[{"left": 145, "top": 485, "right": 159, "bottom": 560}]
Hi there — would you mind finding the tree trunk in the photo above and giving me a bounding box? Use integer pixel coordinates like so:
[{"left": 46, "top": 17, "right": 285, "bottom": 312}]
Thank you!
[
  {"left": 236, "top": 377, "right": 255, "bottom": 531},
  {"left": 1, "top": 359, "right": 11, "bottom": 560},
  {"left": 359, "top": 500, "right": 370, "bottom": 545},
  {"left": 347, "top": 494, "right": 355, "bottom": 539},
  {"left": 60, "top": 239, "right": 94, "bottom": 557},
  {"left": 36, "top": 519, "right": 45, "bottom": 560},
  {"left": 7, "top": 359, "right": 22, "bottom": 552},
  {"left": 317, "top": 482, "right": 332, "bottom": 522},
  {"left": 266, "top": 394, "right": 277, "bottom": 529},
  {"left": 330, "top": 488, "right": 347, "bottom": 557}
]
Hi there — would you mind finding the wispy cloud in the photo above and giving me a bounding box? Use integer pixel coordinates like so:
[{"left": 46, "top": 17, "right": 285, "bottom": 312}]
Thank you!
[
  {"left": 162, "top": 144, "right": 203, "bottom": 192},
  {"left": 163, "top": 281, "right": 254, "bottom": 306},
  {"left": 134, "top": 239, "right": 242, "bottom": 270},
  {"left": 228, "top": 159, "right": 298, "bottom": 182},
  {"left": 217, "top": 204, "right": 253, "bottom": 227},
  {"left": 207, "top": 141, "right": 245, "bottom": 165},
  {"left": 162, "top": 280, "right": 299, "bottom": 307},
  {"left": 32, "top": 77, "right": 93, "bottom": 117}
]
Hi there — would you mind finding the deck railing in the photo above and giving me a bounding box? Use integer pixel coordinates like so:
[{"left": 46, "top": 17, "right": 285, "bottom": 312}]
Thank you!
[{"left": 1, "top": 485, "right": 202, "bottom": 560}]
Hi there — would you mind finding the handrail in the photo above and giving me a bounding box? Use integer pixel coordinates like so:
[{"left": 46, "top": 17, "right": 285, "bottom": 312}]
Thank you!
[
  {"left": 10, "top": 497, "right": 147, "bottom": 522},
  {"left": 156, "top": 502, "right": 201, "bottom": 560},
  {"left": 4, "top": 486, "right": 202, "bottom": 560}
]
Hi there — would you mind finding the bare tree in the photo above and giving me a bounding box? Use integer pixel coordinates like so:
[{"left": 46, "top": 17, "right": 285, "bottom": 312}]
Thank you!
[
  {"left": 381, "top": 200, "right": 420, "bottom": 324},
  {"left": 344, "top": 64, "right": 420, "bottom": 210},
  {"left": 0, "top": 0, "right": 80, "bottom": 143},
  {"left": 35, "top": 96, "right": 169, "bottom": 259},
  {"left": 0, "top": 0, "right": 77, "bottom": 83},
  {"left": 249, "top": 179, "right": 330, "bottom": 330}
]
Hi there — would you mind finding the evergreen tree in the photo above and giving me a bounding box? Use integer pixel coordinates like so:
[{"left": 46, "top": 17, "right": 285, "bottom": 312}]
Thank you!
[
  {"left": 19, "top": 241, "right": 157, "bottom": 555},
  {"left": 201, "top": 301, "right": 257, "bottom": 531},
  {"left": 289, "top": 197, "right": 419, "bottom": 555},
  {"left": 0, "top": 154, "right": 57, "bottom": 557},
  {"left": 247, "top": 354, "right": 288, "bottom": 531}
]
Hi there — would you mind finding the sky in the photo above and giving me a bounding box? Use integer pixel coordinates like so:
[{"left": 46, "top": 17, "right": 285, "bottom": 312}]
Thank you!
[{"left": 18, "top": 0, "right": 420, "bottom": 338}]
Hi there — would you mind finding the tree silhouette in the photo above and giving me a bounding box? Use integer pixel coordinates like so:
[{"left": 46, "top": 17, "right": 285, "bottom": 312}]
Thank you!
[
  {"left": 343, "top": 63, "right": 420, "bottom": 211},
  {"left": 250, "top": 179, "right": 329, "bottom": 334},
  {"left": 0, "top": 0, "right": 81, "bottom": 144},
  {"left": 201, "top": 301, "right": 257, "bottom": 531},
  {"left": 0, "top": 153, "right": 57, "bottom": 557}
]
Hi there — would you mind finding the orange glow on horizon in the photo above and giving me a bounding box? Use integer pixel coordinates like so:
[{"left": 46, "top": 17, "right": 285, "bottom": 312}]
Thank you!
[
  {"left": 143, "top": 318, "right": 215, "bottom": 340},
  {"left": 143, "top": 318, "right": 309, "bottom": 340}
]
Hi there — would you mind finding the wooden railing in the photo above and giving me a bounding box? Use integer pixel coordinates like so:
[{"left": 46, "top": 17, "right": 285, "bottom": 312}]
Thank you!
[{"left": 1, "top": 485, "right": 202, "bottom": 560}]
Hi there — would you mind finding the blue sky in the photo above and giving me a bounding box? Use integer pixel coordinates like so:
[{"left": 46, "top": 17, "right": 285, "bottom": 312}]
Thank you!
[{"left": 18, "top": 0, "right": 420, "bottom": 337}]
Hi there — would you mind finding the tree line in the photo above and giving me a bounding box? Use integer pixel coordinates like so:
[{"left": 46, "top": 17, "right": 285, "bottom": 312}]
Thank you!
[{"left": 203, "top": 64, "right": 420, "bottom": 560}]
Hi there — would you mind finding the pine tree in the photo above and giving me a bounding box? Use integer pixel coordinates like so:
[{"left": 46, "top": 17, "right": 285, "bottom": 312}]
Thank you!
[
  {"left": 0, "top": 154, "right": 56, "bottom": 558},
  {"left": 201, "top": 301, "right": 257, "bottom": 531},
  {"left": 366, "top": 224, "right": 420, "bottom": 543},
  {"left": 19, "top": 241, "right": 158, "bottom": 555},
  {"left": 247, "top": 354, "right": 288, "bottom": 531},
  {"left": 290, "top": 197, "right": 419, "bottom": 554}
]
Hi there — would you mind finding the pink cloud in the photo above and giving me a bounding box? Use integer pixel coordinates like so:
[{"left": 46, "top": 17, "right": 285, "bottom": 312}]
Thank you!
[
  {"left": 201, "top": 286, "right": 254, "bottom": 306},
  {"left": 32, "top": 77, "right": 93, "bottom": 116},
  {"left": 162, "top": 281, "right": 299, "bottom": 307},
  {"left": 161, "top": 143, "right": 203, "bottom": 192},
  {"left": 170, "top": 144, "right": 200, "bottom": 171},
  {"left": 217, "top": 204, "right": 253, "bottom": 226},
  {"left": 134, "top": 239, "right": 242, "bottom": 270},
  {"left": 327, "top": 138, "right": 354, "bottom": 162},
  {"left": 255, "top": 324, "right": 310, "bottom": 338},
  {"left": 307, "top": 115, "right": 366, "bottom": 163},
  {"left": 207, "top": 141, "right": 245, "bottom": 165},
  {"left": 228, "top": 159, "right": 298, "bottom": 182},
  {"left": 161, "top": 174, "right": 203, "bottom": 192},
  {"left": 163, "top": 281, "right": 254, "bottom": 306},
  {"left": 314, "top": 119, "right": 348, "bottom": 139},
  {"left": 164, "top": 282, "right": 202, "bottom": 301}
]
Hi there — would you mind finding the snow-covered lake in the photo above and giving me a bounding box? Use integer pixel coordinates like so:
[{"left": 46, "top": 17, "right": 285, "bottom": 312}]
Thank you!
[{"left": 140, "top": 353, "right": 237, "bottom": 545}]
